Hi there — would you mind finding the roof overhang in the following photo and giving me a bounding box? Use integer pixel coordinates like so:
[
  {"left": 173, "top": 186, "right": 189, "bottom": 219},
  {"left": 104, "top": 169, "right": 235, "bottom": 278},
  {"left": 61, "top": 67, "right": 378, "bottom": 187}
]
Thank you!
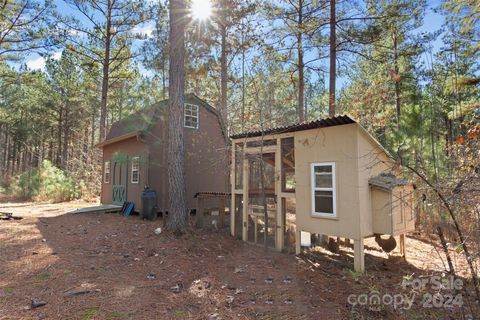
[
  {"left": 230, "top": 115, "right": 356, "bottom": 140},
  {"left": 369, "top": 173, "right": 409, "bottom": 191},
  {"left": 96, "top": 132, "right": 141, "bottom": 148}
]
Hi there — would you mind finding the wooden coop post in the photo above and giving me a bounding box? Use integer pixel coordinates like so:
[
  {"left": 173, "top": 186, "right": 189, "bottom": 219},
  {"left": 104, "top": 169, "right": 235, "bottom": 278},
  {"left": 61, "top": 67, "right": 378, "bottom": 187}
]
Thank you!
[
  {"left": 275, "top": 137, "right": 283, "bottom": 252},
  {"left": 196, "top": 196, "right": 204, "bottom": 228},
  {"left": 219, "top": 198, "right": 226, "bottom": 228},
  {"left": 242, "top": 156, "right": 249, "bottom": 241},
  {"left": 399, "top": 234, "right": 406, "bottom": 260},
  {"left": 295, "top": 229, "right": 301, "bottom": 254},
  {"left": 230, "top": 143, "right": 236, "bottom": 236},
  {"left": 354, "top": 238, "right": 365, "bottom": 272}
]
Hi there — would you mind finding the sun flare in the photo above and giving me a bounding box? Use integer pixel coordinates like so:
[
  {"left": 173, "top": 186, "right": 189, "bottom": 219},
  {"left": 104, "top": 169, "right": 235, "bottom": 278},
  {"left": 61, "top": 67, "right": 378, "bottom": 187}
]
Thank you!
[{"left": 191, "top": 0, "right": 212, "bottom": 21}]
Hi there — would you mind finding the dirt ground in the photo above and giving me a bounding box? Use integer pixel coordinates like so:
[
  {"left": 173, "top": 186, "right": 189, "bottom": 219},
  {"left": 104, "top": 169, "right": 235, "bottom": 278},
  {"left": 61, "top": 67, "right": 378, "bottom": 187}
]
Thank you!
[{"left": 0, "top": 200, "right": 477, "bottom": 320}]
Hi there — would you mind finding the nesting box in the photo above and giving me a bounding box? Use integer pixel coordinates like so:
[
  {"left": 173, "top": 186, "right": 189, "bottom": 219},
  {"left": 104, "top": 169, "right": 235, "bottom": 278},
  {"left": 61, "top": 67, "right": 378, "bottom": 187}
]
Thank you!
[{"left": 370, "top": 174, "right": 415, "bottom": 236}]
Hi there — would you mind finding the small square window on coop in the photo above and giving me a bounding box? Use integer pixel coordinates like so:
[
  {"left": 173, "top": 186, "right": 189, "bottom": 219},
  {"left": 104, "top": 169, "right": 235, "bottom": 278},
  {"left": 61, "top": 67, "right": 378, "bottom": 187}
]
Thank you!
[{"left": 370, "top": 173, "right": 415, "bottom": 236}]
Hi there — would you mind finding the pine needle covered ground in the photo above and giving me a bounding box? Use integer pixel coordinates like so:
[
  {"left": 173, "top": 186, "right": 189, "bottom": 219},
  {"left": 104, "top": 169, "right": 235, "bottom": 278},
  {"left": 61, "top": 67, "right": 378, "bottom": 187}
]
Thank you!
[{"left": 0, "top": 201, "right": 475, "bottom": 319}]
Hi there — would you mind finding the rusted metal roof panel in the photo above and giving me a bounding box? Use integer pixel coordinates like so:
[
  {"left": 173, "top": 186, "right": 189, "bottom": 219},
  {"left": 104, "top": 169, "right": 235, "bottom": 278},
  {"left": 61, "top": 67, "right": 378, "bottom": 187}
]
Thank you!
[
  {"left": 230, "top": 115, "right": 356, "bottom": 139},
  {"left": 369, "top": 173, "right": 408, "bottom": 190}
]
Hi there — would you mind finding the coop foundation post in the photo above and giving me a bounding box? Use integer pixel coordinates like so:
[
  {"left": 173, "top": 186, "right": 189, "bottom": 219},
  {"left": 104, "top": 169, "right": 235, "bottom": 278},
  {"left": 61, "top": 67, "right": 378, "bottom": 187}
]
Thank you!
[
  {"left": 219, "top": 198, "right": 225, "bottom": 228},
  {"left": 230, "top": 143, "right": 236, "bottom": 237},
  {"left": 275, "top": 140, "right": 283, "bottom": 252},
  {"left": 230, "top": 193, "right": 235, "bottom": 236},
  {"left": 400, "top": 234, "right": 406, "bottom": 260},
  {"left": 242, "top": 158, "right": 248, "bottom": 242},
  {"left": 195, "top": 196, "right": 204, "bottom": 228},
  {"left": 354, "top": 237, "right": 365, "bottom": 272},
  {"left": 345, "top": 238, "right": 351, "bottom": 247},
  {"left": 295, "top": 229, "right": 301, "bottom": 254}
]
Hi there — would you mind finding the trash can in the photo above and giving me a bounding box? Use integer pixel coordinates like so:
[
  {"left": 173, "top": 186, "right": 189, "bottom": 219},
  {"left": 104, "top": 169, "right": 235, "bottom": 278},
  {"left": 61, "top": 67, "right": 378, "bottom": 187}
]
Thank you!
[{"left": 141, "top": 187, "right": 158, "bottom": 220}]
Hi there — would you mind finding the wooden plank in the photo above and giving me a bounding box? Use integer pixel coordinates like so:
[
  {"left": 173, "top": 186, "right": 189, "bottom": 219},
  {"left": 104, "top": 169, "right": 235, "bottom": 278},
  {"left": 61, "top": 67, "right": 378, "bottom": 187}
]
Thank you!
[
  {"left": 69, "top": 205, "right": 122, "bottom": 214},
  {"left": 230, "top": 143, "right": 236, "bottom": 236},
  {"left": 400, "top": 234, "right": 406, "bottom": 260},
  {"left": 219, "top": 198, "right": 225, "bottom": 228},
  {"left": 275, "top": 137, "right": 283, "bottom": 252},
  {"left": 232, "top": 132, "right": 295, "bottom": 143},
  {"left": 242, "top": 156, "right": 248, "bottom": 241},
  {"left": 354, "top": 238, "right": 365, "bottom": 272},
  {"left": 244, "top": 145, "right": 277, "bottom": 154},
  {"left": 196, "top": 197, "right": 204, "bottom": 228}
]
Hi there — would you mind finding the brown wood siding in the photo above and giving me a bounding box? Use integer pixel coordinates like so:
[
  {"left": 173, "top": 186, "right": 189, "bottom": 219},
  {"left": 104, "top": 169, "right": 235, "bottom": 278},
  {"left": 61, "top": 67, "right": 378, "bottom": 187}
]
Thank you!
[
  {"left": 184, "top": 103, "right": 228, "bottom": 209},
  {"left": 101, "top": 137, "right": 148, "bottom": 210},
  {"left": 144, "top": 101, "right": 228, "bottom": 211}
]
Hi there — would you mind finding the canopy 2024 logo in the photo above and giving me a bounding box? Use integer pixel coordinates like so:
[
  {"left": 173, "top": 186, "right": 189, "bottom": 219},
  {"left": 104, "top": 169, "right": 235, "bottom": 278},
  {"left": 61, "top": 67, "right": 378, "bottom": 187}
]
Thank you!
[
  {"left": 347, "top": 275, "right": 463, "bottom": 311},
  {"left": 403, "top": 275, "right": 463, "bottom": 309}
]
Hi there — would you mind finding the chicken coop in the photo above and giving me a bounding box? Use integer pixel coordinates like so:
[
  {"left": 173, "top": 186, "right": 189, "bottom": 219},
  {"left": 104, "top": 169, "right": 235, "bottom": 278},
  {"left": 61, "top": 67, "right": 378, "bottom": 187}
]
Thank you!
[{"left": 229, "top": 115, "right": 415, "bottom": 271}]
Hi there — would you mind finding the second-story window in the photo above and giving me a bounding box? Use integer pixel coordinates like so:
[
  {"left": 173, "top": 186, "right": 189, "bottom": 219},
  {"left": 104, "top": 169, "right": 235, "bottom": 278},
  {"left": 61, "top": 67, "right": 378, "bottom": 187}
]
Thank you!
[{"left": 184, "top": 104, "right": 199, "bottom": 129}]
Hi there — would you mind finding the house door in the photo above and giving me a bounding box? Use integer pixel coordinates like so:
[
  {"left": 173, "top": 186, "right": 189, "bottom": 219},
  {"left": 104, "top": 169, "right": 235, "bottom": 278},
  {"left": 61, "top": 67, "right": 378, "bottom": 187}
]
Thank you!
[{"left": 112, "top": 156, "right": 128, "bottom": 205}]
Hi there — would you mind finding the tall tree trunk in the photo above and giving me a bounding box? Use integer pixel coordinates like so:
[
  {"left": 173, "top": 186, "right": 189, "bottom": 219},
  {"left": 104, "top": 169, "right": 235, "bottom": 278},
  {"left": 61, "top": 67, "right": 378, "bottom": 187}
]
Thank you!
[
  {"left": 83, "top": 127, "right": 89, "bottom": 163},
  {"left": 393, "top": 31, "right": 401, "bottom": 123},
  {"left": 2, "top": 127, "right": 9, "bottom": 178},
  {"left": 39, "top": 133, "right": 44, "bottom": 168},
  {"left": 5, "top": 135, "right": 12, "bottom": 179},
  {"left": 0, "top": 125, "right": 4, "bottom": 177},
  {"left": 11, "top": 141, "right": 16, "bottom": 176},
  {"left": 57, "top": 106, "right": 63, "bottom": 167},
  {"left": 328, "top": 0, "right": 336, "bottom": 117},
  {"left": 430, "top": 104, "right": 438, "bottom": 183},
  {"left": 297, "top": 0, "right": 305, "bottom": 122},
  {"left": 62, "top": 106, "right": 70, "bottom": 170},
  {"left": 162, "top": 58, "right": 167, "bottom": 100},
  {"left": 241, "top": 27, "right": 246, "bottom": 130},
  {"left": 14, "top": 141, "right": 20, "bottom": 174},
  {"left": 220, "top": 23, "right": 228, "bottom": 123},
  {"left": 166, "top": 0, "right": 187, "bottom": 233},
  {"left": 48, "top": 128, "right": 54, "bottom": 164},
  {"left": 99, "top": 2, "right": 112, "bottom": 142},
  {"left": 91, "top": 107, "right": 96, "bottom": 151}
]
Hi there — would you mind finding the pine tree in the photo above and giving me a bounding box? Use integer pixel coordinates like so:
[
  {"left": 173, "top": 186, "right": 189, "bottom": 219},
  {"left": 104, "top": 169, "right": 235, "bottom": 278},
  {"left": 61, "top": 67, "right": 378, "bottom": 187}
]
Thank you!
[
  {"left": 166, "top": 0, "right": 188, "bottom": 233},
  {"left": 0, "top": 0, "right": 56, "bottom": 61},
  {"left": 59, "top": 0, "right": 151, "bottom": 141}
]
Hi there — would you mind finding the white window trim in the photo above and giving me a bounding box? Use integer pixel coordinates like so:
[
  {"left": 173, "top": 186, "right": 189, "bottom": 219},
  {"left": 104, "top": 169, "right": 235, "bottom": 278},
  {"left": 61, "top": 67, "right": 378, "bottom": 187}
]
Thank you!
[
  {"left": 131, "top": 156, "right": 140, "bottom": 184},
  {"left": 310, "top": 162, "right": 337, "bottom": 218},
  {"left": 184, "top": 103, "right": 199, "bottom": 129},
  {"left": 104, "top": 161, "right": 110, "bottom": 184}
]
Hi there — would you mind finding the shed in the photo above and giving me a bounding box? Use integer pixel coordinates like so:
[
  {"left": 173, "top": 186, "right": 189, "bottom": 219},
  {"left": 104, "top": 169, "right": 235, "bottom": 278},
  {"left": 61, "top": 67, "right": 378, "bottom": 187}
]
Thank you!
[
  {"left": 229, "top": 115, "right": 415, "bottom": 271},
  {"left": 97, "top": 94, "right": 228, "bottom": 213}
]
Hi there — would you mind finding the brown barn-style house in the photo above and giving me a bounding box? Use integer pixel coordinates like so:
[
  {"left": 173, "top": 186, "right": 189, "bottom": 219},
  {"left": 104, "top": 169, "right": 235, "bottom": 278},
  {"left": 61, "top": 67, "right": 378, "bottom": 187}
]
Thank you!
[
  {"left": 98, "top": 94, "right": 228, "bottom": 213},
  {"left": 229, "top": 115, "right": 415, "bottom": 271}
]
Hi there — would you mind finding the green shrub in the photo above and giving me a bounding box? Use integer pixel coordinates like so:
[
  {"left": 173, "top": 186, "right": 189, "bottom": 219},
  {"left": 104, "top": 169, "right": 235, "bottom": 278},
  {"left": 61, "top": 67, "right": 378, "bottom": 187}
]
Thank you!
[{"left": 8, "top": 160, "right": 83, "bottom": 202}]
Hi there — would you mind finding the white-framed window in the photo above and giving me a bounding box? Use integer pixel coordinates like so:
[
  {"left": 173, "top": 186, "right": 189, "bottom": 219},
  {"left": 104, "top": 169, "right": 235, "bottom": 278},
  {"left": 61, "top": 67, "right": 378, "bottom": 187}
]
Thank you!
[
  {"left": 131, "top": 156, "right": 140, "bottom": 184},
  {"left": 311, "top": 162, "right": 336, "bottom": 217},
  {"left": 104, "top": 161, "right": 110, "bottom": 184},
  {"left": 184, "top": 103, "right": 199, "bottom": 129}
]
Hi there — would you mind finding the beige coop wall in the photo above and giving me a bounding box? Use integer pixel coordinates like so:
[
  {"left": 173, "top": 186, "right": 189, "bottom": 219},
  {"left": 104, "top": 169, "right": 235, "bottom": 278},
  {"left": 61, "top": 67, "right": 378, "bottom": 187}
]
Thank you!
[
  {"left": 371, "top": 188, "right": 394, "bottom": 235},
  {"left": 356, "top": 126, "right": 397, "bottom": 237},
  {"left": 294, "top": 123, "right": 363, "bottom": 239}
]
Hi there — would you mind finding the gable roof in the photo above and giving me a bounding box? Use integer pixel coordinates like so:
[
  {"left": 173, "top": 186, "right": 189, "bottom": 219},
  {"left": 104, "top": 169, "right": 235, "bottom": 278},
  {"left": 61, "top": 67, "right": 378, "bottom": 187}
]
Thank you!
[
  {"left": 105, "top": 103, "right": 162, "bottom": 142},
  {"left": 98, "top": 94, "right": 223, "bottom": 148},
  {"left": 230, "top": 115, "right": 356, "bottom": 139},
  {"left": 230, "top": 114, "right": 394, "bottom": 160}
]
